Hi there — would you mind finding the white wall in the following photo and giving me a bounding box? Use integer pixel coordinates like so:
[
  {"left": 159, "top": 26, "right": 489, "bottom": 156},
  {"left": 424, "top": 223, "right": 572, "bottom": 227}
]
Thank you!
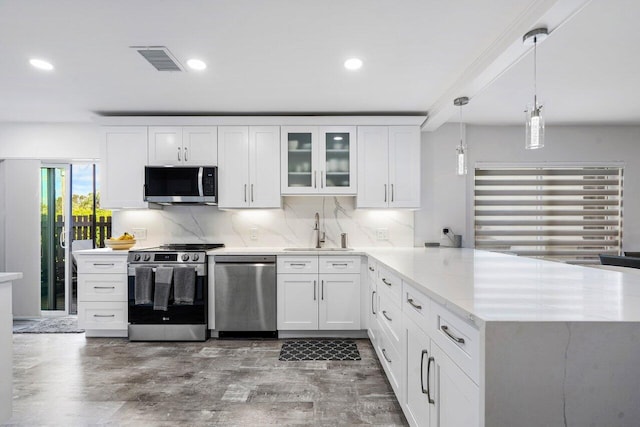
[
  {"left": 416, "top": 124, "right": 640, "bottom": 251},
  {"left": 0, "top": 122, "right": 100, "bottom": 160},
  {"left": 0, "top": 163, "right": 5, "bottom": 272},
  {"left": 1, "top": 160, "right": 41, "bottom": 317}
]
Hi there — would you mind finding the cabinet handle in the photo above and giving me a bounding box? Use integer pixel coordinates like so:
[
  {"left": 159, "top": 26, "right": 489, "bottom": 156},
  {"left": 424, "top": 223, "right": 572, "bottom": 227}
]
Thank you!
[
  {"left": 382, "top": 310, "right": 392, "bottom": 322},
  {"left": 382, "top": 348, "right": 392, "bottom": 363},
  {"left": 384, "top": 184, "right": 387, "bottom": 202},
  {"left": 381, "top": 278, "right": 392, "bottom": 287},
  {"left": 371, "top": 290, "right": 376, "bottom": 315},
  {"left": 92, "top": 263, "right": 115, "bottom": 266},
  {"left": 251, "top": 184, "right": 254, "bottom": 202},
  {"left": 313, "top": 171, "right": 317, "bottom": 188},
  {"left": 244, "top": 184, "right": 247, "bottom": 202},
  {"left": 391, "top": 184, "right": 395, "bottom": 202},
  {"left": 321, "top": 171, "right": 324, "bottom": 188},
  {"left": 441, "top": 325, "right": 465, "bottom": 344},
  {"left": 426, "top": 356, "right": 435, "bottom": 404},
  {"left": 289, "top": 263, "right": 307, "bottom": 267},
  {"left": 93, "top": 286, "right": 115, "bottom": 289},
  {"left": 313, "top": 280, "right": 316, "bottom": 301},
  {"left": 93, "top": 314, "right": 115, "bottom": 318},
  {"left": 407, "top": 298, "right": 422, "bottom": 310},
  {"left": 420, "top": 350, "right": 429, "bottom": 394},
  {"left": 332, "top": 263, "right": 348, "bottom": 267},
  {"left": 177, "top": 147, "right": 181, "bottom": 161},
  {"left": 368, "top": 266, "right": 375, "bottom": 272},
  {"left": 184, "top": 147, "right": 188, "bottom": 162},
  {"left": 321, "top": 279, "right": 324, "bottom": 300}
]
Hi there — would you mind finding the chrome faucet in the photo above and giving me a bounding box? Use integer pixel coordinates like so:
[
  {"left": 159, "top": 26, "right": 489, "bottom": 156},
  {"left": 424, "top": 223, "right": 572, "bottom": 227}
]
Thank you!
[{"left": 314, "top": 212, "right": 325, "bottom": 248}]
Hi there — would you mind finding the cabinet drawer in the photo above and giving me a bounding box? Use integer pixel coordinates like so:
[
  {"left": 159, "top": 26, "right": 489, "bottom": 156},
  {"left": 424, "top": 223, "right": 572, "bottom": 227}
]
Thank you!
[
  {"left": 403, "top": 282, "right": 431, "bottom": 334},
  {"left": 378, "top": 294, "right": 402, "bottom": 353},
  {"left": 377, "top": 325, "right": 403, "bottom": 399},
  {"left": 277, "top": 256, "right": 318, "bottom": 274},
  {"left": 377, "top": 266, "right": 402, "bottom": 306},
  {"left": 78, "top": 274, "right": 127, "bottom": 302},
  {"left": 77, "top": 255, "right": 127, "bottom": 274},
  {"left": 319, "top": 256, "right": 360, "bottom": 274},
  {"left": 78, "top": 301, "right": 127, "bottom": 330},
  {"left": 367, "top": 258, "right": 378, "bottom": 284},
  {"left": 431, "top": 302, "right": 480, "bottom": 384}
]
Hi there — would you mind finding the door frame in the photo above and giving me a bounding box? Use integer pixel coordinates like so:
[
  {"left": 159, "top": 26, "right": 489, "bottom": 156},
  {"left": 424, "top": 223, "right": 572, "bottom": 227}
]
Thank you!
[{"left": 41, "top": 163, "right": 71, "bottom": 317}]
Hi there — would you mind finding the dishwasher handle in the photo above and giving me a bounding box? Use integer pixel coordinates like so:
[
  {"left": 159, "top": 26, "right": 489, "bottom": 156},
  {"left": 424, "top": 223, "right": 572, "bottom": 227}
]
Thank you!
[{"left": 214, "top": 255, "right": 276, "bottom": 264}]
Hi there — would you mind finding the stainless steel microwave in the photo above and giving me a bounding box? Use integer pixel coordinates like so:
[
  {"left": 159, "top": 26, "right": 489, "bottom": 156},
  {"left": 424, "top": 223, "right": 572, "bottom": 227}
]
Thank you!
[{"left": 144, "top": 166, "right": 217, "bottom": 205}]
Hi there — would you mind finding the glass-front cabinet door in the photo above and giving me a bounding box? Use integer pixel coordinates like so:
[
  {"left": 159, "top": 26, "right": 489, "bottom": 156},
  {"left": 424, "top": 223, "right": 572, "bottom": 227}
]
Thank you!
[
  {"left": 281, "top": 126, "right": 318, "bottom": 194},
  {"left": 281, "top": 126, "right": 356, "bottom": 195},
  {"left": 319, "top": 126, "right": 356, "bottom": 194}
]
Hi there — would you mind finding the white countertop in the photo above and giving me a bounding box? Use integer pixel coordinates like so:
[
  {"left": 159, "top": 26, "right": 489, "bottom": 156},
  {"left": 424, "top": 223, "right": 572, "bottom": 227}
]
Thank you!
[
  {"left": 73, "top": 246, "right": 640, "bottom": 323},
  {"left": 0, "top": 272, "right": 22, "bottom": 283},
  {"left": 364, "top": 247, "right": 640, "bottom": 324}
]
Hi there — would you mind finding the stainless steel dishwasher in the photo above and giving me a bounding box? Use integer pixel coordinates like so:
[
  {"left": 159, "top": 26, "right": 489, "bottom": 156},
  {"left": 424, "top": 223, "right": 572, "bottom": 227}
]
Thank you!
[{"left": 214, "top": 255, "right": 277, "bottom": 338}]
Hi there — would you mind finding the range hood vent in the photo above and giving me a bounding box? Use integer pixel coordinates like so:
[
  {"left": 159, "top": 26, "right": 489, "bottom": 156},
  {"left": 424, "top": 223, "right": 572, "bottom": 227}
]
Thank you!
[{"left": 132, "top": 46, "right": 183, "bottom": 71}]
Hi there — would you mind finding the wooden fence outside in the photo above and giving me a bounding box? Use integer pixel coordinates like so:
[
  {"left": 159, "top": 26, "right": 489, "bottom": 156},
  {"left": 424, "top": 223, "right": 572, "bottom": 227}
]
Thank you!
[{"left": 55, "top": 214, "right": 112, "bottom": 248}]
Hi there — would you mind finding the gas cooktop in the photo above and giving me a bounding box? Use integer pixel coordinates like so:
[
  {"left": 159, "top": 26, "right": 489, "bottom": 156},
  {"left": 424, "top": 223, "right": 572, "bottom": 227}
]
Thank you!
[{"left": 133, "top": 243, "right": 225, "bottom": 252}]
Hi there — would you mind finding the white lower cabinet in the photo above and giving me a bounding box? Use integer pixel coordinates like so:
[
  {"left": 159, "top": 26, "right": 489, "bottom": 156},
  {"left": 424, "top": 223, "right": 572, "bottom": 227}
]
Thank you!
[
  {"left": 76, "top": 252, "right": 129, "bottom": 337},
  {"left": 276, "top": 256, "right": 361, "bottom": 331},
  {"left": 430, "top": 342, "right": 479, "bottom": 427},
  {"left": 405, "top": 316, "right": 432, "bottom": 426},
  {"left": 369, "top": 269, "right": 480, "bottom": 427}
]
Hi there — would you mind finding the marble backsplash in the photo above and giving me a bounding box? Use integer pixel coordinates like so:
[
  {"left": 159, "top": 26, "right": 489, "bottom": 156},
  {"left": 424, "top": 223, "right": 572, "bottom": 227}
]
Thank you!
[{"left": 113, "top": 197, "right": 414, "bottom": 248}]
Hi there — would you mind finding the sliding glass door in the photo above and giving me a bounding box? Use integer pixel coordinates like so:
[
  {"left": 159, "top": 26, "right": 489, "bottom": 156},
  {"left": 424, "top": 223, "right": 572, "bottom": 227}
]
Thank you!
[
  {"left": 40, "top": 165, "right": 70, "bottom": 312},
  {"left": 41, "top": 163, "right": 112, "bottom": 315}
]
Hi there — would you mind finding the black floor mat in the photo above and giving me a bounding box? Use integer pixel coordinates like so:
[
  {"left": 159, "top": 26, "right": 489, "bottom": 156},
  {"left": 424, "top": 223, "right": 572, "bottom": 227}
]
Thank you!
[{"left": 279, "top": 339, "right": 361, "bottom": 361}]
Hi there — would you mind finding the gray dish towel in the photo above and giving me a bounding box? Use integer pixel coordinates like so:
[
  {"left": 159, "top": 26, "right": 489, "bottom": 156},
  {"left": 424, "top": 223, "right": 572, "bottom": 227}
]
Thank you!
[
  {"left": 134, "top": 267, "right": 153, "bottom": 305},
  {"left": 153, "top": 267, "right": 174, "bottom": 311},
  {"left": 174, "top": 267, "right": 196, "bottom": 305}
]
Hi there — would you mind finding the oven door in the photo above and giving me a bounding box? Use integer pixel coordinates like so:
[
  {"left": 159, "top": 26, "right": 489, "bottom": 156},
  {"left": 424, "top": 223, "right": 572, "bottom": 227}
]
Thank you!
[{"left": 128, "top": 265, "right": 207, "bottom": 325}]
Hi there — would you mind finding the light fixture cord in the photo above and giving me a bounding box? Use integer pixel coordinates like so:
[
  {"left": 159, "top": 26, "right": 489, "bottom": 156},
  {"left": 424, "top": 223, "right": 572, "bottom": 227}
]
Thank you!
[
  {"left": 459, "top": 103, "right": 463, "bottom": 148},
  {"left": 533, "top": 36, "right": 538, "bottom": 107}
]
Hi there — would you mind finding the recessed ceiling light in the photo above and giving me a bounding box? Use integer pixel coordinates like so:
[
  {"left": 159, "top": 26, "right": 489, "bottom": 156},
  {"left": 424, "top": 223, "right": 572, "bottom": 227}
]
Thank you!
[
  {"left": 344, "top": 58, "right": 363, "bottom": 71},
  {"left": 186, "top": 58, "right": 207, "bottom": 71},
  {"left": 29, "top": 58, "right": 54, "bottom": 71}
]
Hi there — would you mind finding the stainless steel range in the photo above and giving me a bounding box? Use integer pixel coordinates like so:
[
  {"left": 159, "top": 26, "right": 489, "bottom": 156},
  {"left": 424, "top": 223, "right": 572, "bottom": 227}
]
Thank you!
[{"left": 127, "top": 243, "right": 224, "bottom": 341}]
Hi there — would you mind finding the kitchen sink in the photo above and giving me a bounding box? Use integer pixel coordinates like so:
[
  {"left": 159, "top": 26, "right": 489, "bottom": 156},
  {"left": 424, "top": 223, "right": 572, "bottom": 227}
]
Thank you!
[{"left": 283, "top": 247, "right": 354, "bottom": 251}]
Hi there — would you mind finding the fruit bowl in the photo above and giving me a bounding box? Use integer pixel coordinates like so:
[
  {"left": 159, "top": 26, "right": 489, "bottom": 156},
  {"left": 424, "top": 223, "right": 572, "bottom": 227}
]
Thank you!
[{"left": 105, "top": 239, "right": 136, "bottom": 250}]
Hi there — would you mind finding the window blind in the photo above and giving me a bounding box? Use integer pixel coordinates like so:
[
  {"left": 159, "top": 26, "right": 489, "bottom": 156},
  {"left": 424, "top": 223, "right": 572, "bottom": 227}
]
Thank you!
[{"left": 474, "top": 166, "right": 623, "bottom": 265}]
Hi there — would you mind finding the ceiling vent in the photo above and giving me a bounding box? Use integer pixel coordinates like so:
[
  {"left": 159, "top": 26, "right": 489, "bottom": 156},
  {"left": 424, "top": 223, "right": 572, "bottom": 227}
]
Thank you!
[{"left": 131, "top": 46, "right": 183, "bottom": 71}]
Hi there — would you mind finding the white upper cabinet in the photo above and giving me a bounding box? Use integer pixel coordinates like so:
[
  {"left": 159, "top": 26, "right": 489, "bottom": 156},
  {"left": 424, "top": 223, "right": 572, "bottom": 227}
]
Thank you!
[
  {"left": 100, "top": 126, "right": 148, "bottom": 209},
  {"left": 357, "top": 126, "right": 421, "bottom": 208},
  {"left": 148, "top": 126, "right": 217, "bottom": 166},
  {"left": 281, "top": 126, "right": 357, "bottom": 195},
  {"left": 218, "top": 126, "right": 280, "bottom": 209}
]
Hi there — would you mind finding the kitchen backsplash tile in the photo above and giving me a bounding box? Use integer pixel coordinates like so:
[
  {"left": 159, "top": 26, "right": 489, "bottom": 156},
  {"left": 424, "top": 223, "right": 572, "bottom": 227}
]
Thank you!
[{"left": 113, "top": 197, "right": 414, "bottom": 248}]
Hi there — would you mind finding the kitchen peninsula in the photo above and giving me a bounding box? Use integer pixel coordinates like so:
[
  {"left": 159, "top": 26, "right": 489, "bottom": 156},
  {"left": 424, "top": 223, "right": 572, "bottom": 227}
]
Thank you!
[
  {"left": 78, "top": 245, "right": 640, "bottom": 426},
  {"left": 1, "top": 272, "right": 22, "bottom": 423}
]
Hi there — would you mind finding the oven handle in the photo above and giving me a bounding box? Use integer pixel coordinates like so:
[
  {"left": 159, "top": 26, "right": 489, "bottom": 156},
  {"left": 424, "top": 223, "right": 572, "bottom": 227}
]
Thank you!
[{"left": 127, "top": 265, "right": 206, "bottom": 276}]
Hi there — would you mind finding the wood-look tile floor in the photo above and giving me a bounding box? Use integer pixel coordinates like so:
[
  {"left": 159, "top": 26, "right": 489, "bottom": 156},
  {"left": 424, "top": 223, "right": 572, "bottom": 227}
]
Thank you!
[{"left": 4, "top": 335, "right": 407, "bottom": 426}]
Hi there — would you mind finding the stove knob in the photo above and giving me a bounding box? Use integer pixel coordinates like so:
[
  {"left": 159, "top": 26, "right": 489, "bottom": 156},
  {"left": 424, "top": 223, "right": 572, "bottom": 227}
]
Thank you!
[
  {"left": 182, "top": 254, "right": 190, "bottom": 261},
  {"left": 134, "top": 254, "right": 141, "bottom": 261},
  {"left": 192, "top": 254, "right": 199, "bottom": 261},
  {"left": 144, "top": 254, "right": 151, "bottom": 261}
]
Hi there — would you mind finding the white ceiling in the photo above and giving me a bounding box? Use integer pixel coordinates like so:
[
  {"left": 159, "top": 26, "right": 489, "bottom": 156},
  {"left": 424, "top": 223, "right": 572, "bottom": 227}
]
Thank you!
[{"left": 0, "top": 0, "right": 637, "bottom": 127}]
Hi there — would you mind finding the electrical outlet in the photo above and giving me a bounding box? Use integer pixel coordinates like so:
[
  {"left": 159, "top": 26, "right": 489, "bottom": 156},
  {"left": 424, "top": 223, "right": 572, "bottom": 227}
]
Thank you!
[
  {"left": 376, "top": 228, "right": 389, "bottom": 241},
  {"left": 249, "top": 227, "right": 259, "bottom": 241},
  {"left": 132, "top": 228, "right": 147, "bottom": 240}
]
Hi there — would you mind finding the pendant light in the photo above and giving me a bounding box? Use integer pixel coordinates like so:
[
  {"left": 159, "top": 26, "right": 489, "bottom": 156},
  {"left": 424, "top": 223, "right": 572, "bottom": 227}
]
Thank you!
[
  {"left": 454, "top": 96, "right": 469, "bottom": 175},
  {"left": 523, "top": 27, "right": 548, "bottom": 150}
]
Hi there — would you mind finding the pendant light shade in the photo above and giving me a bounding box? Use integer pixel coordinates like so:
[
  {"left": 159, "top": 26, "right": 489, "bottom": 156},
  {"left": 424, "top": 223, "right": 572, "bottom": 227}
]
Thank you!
[
  {"left": 523, "top": 28, "right": 548, "bottom": 150},
  {"left": 454, "top": 96, "right": 469, "bottom": 175}
]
